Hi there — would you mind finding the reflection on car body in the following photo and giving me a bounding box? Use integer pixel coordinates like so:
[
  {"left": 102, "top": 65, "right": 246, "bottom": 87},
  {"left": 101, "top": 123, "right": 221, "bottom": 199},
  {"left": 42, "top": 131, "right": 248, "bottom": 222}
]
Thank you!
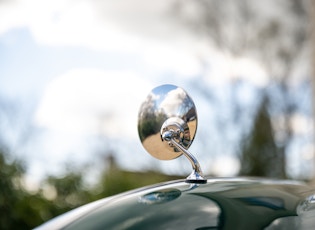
[{"left": 35, "top": 178, "right": 315, "bottom": 229}]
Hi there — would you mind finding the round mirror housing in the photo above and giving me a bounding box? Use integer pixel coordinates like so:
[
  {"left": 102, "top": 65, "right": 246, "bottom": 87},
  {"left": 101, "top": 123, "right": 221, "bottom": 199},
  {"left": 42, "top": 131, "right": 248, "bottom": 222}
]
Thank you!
[
  {"left": 138, "top": 84, "right": 206, "bottom": 183},
  {"left": 138, "top": 84, "right": 197, "bottom": 160}
]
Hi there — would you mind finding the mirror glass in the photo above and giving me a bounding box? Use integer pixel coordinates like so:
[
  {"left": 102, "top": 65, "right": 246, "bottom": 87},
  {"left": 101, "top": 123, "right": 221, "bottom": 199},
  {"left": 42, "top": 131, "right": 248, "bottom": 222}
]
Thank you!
[{"left": 138, "top": 84, "right": 197, "bottom": 160}]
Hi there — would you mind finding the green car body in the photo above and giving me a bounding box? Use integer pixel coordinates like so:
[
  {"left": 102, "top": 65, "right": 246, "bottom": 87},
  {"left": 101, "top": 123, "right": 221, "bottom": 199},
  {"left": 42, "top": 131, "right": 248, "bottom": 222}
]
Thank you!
[{"left": 35, "top": 177, "right": 315, "bottom": 230}]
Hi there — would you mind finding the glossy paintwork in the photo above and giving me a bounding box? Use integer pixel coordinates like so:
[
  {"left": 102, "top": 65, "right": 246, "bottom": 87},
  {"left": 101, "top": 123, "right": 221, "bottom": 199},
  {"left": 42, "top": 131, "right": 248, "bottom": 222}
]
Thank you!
[{"left": 35, "top": 178, "right": 315, "bottom": 230}]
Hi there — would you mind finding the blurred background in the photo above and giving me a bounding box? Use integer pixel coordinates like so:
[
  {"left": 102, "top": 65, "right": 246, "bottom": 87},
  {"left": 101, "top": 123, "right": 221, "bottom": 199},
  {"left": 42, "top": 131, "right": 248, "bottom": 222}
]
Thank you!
[{"left": 0, "top": 0, "right": 314, "bottom": 228}]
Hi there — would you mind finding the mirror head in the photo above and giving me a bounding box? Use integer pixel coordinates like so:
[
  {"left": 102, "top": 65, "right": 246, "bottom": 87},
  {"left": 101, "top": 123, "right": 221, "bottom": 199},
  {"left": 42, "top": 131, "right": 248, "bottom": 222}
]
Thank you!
[{"left": 138, "top": 84, "right": 198, "bottom": 160}]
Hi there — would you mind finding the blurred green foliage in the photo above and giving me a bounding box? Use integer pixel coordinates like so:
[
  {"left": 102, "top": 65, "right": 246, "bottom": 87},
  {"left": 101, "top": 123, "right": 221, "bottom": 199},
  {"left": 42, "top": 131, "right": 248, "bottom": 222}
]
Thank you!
[
  {"left": 0, "top": 149, "right": 180, "bottom": 229},
  {"left": 239, "top": 97, "right": 286, "bottom": 178},
  {"left": 0, "top": 149, "right": 48, "bottom": 229}
]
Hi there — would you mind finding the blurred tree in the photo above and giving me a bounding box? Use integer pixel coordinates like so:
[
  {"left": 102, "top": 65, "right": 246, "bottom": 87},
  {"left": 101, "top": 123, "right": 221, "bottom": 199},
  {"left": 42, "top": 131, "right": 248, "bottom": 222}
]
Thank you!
[
  {"left": 0, "top": 97, "right": 61, "bottom": 228},
  {"left": 239, "top": 97, "right": 286, "bottom": 178},
  {"left": 44, "top": 169, "right": 92, "bottom": 215},
  {"left": 31, "top": 154, "right": 181, "bottom": 226},
  {"left": 91, "top": 154, "right": 181, "bottom": 200},
  {"left": 0, "top": 148, "right": 52, "bottom": 229},
  {"left": 171, "top": 0, "right": 310, "bottom": 178}
]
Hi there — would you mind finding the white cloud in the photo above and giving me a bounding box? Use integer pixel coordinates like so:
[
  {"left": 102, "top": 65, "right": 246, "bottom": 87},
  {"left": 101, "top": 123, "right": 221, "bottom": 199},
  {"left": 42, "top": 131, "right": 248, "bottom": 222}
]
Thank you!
[
  {"left": 0, "top": 0, "right": 30, "bottom": 34},
  {"left": 0, "top": 0, "right": 270, "bottom": 85},
  {"left": 0, "top": 0, "right": 205, "bottom": 78},
  {"left": 203, "top": 53, "right": 268, "bottom": 87},
  {"left": 212, "top": 155, "right": 240, "bottom": 177},
  {"left": 0, "top": 0, "right": 69, "bottom": 35},
  {"left": 0, "top": 0, "right": 135, "bottom": 50},
  {"left": 301, "top": 144, "right": 314, "bottom": 161},
  {"left": 290, "top": 113, "right": 314, "bottom": 135},
  {"left": 159, "top": 87, "right": 188, "bottom": 116},
  {"left": 0, "top": 0, "right": 181, "bottom": 51},
  {"left": 35, "top": 68, "right": 152, "bottom": 138}
]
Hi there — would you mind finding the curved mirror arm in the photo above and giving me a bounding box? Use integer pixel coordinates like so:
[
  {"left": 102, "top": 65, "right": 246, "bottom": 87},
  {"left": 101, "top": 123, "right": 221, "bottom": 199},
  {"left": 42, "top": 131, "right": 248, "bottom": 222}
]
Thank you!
[{"left": 162, "top": 130, "right": 206, "bottom": 184}]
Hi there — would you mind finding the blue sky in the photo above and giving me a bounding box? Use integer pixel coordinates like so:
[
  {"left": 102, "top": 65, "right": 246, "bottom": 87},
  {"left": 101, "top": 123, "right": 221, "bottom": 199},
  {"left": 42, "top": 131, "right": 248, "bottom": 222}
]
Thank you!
[{"left": 0, "top": 0, "right": 313, "bottom": 188}]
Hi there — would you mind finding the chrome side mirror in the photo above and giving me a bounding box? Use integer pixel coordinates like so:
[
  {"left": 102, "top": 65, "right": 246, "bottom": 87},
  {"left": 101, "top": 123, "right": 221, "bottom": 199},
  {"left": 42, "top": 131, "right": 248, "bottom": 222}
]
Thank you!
[{"left": 138, "top": 84, "right": 206, "bottom": 183}]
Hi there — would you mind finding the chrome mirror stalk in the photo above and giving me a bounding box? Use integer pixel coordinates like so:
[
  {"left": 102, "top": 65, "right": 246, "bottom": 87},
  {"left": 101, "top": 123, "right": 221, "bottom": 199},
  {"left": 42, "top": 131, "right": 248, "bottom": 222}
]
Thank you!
[{"left": 168, "top": 138, "right": 206, "bottom": 183}]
